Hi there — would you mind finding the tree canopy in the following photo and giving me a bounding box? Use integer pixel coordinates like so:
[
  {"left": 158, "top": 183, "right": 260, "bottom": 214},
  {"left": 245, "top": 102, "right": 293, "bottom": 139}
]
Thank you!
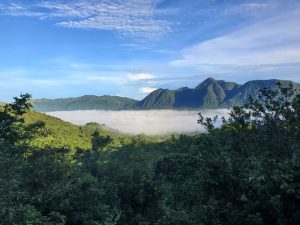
[{"left": 0, "top": 85, "right": 299, "bottom": 224}]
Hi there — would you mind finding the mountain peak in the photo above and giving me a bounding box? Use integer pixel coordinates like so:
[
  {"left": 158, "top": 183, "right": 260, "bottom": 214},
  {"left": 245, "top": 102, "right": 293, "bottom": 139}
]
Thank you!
[
  {"left": 204, "top": 77, "right": 216, "bottom": 82},
  {"left": 195, "top": 77, "right": 219, "bottom": 90},
  {"left": 201, "top": 77, "right": 217, "bottom": 85}
]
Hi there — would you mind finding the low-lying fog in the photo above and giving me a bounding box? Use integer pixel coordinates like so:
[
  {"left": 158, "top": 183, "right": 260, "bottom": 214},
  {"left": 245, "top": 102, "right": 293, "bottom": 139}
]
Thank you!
[{"left": 46, "top": 109, "right": 230, "bottom": 135}]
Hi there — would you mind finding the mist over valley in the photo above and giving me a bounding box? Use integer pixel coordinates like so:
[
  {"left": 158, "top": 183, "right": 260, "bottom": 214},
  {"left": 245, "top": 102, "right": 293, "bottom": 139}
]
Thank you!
[{"left": 46, "top": 109, "right": 230, "bottom": 135}]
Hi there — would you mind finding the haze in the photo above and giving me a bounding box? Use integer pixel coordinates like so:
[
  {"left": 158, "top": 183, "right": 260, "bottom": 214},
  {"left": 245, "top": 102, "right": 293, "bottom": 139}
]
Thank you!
[{"left": 46, "top": 109, "right": 230, "bottom": 135}]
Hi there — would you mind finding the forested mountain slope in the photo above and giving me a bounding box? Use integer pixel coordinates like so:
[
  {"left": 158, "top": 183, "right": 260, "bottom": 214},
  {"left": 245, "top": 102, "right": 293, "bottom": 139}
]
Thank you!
[{"left": 136, "top": 78, "right": 300, "bottom": 109}]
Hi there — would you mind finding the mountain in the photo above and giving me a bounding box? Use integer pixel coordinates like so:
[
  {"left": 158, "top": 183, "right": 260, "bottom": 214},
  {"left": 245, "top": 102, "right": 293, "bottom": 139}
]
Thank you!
[
  {"left": 141, "top": 78, "right": 241, "bottom": 109},
  {"left": 32, "top": 95, "right": 137, "bottom": 112},
  {"left": 222, "top": 79, "right": 298, "bottom": 107},
  {"left": 135, "top": 88, "right": 176, "bottom": 109},
  {"left": 31, "top": 78, "right": 300, "bottom": 111},
  {"left": 137, "top": 78, "right": 299, "bottom": 109}
]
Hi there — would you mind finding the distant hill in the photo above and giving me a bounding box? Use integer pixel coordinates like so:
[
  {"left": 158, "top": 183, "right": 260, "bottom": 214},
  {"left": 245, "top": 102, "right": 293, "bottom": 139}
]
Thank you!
[
  {"left": 31, "top": 78, "right": 300, "bottom": 111},
  {"left": 32, "top": 95, "right": 137, "bottom": 112}
]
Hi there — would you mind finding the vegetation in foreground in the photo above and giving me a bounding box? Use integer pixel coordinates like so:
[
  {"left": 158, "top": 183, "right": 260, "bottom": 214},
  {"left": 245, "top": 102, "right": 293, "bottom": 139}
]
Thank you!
[{"left": 0, "top": 84, "right": 299, "bottom": 225}]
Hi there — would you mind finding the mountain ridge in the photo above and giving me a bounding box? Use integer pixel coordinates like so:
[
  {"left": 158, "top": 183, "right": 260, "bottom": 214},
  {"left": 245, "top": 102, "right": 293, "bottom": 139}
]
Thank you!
[
  {"left": 31, "top": 78, "right": 300, "bottom": 112},
  {"left": 32, "top": 95, "right": 137, "bottom": 112}
]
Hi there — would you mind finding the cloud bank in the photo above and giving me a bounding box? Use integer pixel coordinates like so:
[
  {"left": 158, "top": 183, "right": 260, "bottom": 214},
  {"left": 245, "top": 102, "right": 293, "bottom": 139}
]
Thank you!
[
  {"left": 171, "top": 8, "right": 300, "bottom": 67},
  {"left": 46, "top": 109, "right": 230, "bottom": 135}
]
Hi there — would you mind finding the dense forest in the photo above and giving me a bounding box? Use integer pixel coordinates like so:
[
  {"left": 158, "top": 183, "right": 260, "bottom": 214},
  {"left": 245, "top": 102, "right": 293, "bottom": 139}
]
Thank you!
[{"left": 1, "top": 83, "right": 299, "bottom": 225}]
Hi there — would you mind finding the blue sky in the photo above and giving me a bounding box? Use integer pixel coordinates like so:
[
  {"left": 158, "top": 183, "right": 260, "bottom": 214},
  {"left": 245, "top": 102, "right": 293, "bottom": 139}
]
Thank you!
[{"left": 1, "top": 0, "right": 300, "bottom": 101}]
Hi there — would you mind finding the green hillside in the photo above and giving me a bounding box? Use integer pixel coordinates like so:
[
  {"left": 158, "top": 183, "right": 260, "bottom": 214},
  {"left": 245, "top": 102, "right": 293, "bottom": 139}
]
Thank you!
[{"left": 23, "top": 110, "right": 135, "bottom": 149}]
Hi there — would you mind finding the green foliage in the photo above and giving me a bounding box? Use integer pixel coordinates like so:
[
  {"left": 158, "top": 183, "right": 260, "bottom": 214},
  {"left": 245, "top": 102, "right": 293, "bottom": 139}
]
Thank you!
[
  {"left": 1, "top": 85, "right": 300, "bottom": 224},
  {"left": 91, "top": 130, "right": 113, "bottom": 151},
  {"left": 0, "top": 94, "right": 48, "bottom": 225}
]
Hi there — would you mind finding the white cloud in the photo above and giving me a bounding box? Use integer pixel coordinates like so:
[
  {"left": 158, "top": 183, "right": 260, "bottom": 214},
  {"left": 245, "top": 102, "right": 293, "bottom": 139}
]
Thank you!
[
  {"left": 170, "top": 8, "right": 300, "bottom": 67},
  {"left": 0, "top": 2, "right": 44, "bottom": 17},
  {"left": 85, "top": 73, "right": 156, "bottom": 85},
  {"left": 223, "top": 2, "right": 274, "bottom": 16},
  {"left": 0, "top": 0, "right": 172, "bottom": 39},
  {"left": 128, "top": 73, "right": 155, "bottom": 81},
  {"left": 139, "top": 86, "right": 157, "bottom": 94}
]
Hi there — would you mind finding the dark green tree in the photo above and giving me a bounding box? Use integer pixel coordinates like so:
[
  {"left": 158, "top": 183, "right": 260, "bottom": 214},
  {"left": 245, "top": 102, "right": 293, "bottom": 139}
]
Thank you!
[
  {"left": 0, "top": 94, "right": 52, "bottom": 224},
  {"left": 153, "top": 83, "right": 300, "bottom": 225}
]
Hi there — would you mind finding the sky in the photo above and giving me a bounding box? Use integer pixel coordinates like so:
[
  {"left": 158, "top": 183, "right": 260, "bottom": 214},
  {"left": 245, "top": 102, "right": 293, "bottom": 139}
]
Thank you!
[{"left": 1, "top": 0, "right": 300, "bottom": 101}]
